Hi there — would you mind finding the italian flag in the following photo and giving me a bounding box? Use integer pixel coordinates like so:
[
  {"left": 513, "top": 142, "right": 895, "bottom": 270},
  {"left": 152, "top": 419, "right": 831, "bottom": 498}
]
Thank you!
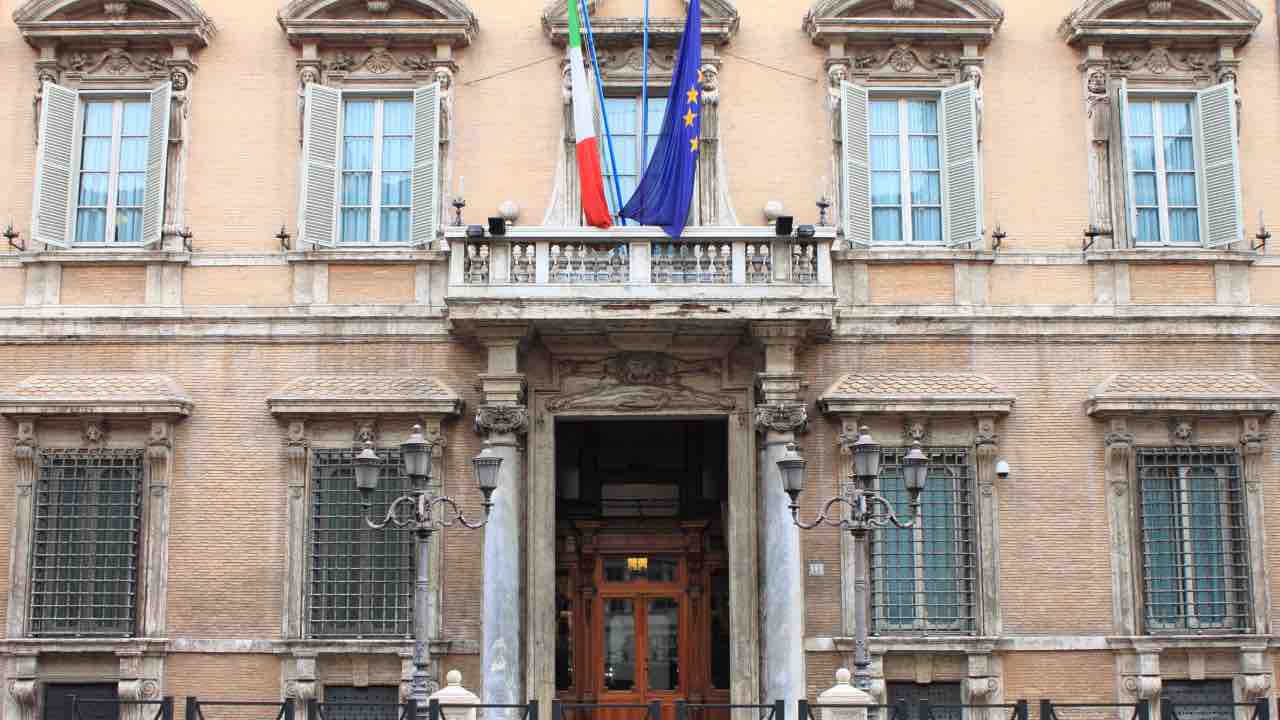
[{"left": 567, "top": 0, "right": 613, "bottom": 229}]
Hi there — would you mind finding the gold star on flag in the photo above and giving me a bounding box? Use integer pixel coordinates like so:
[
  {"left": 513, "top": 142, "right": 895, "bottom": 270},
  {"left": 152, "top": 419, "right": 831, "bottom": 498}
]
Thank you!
[
  {"left": 683, "top": 108, "right": 696, "bottom": 127},
  {"left": 686, "top": 87, "right": 699, "bottom": 104},
  {"left": 690, "top": 137, "right": 700, "bottom": 152}
]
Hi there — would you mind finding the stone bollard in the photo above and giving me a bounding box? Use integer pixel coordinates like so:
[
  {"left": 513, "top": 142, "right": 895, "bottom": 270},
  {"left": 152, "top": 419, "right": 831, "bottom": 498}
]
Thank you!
[
  {"left": 817, "top": 669, "right": 873, "bottom": 720},
  {"left": 429, "top": 670, "right": 480, "bottom": 720}
]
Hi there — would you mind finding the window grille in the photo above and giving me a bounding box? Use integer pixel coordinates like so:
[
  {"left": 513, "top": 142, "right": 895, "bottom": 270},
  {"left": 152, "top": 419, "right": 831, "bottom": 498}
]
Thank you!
[
  {"left": 1136, "top": 447, "right": 1250, "bottom": 633},
  {"left": 309, "top": 448, "right": 414, "bottom": 638},
  {"left": 320, "top": 686, "right": 401, "bottom": 720},
  {"left": 871, "top": 447, "right": 976, "bottom": 634},
  {"left": 1162, "top": 680, "right": 1236, "bottom": 720},
  {"left": 885, "top": 681, "right": 962, "bottom": 720},
  {"left": 30, "top": 449, "right": 143, "bottom": 637}
]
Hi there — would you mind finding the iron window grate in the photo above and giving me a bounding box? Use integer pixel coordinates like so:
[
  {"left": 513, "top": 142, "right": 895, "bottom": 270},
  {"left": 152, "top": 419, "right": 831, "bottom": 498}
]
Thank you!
[
  {"left": 1137, "top": 446, "right": 1251, "bottom": 633},
  {"left": 871, "top": 447, "right": 976, "bottom": 634},
  {"left": 1162, "top": 680, "right": 1236, "bottom": 720},
  {"left": 309, "top": 448, "right": 414, "bottom": 638},
  {"left": 30, "top": 449, "right": 144, "bottom": 637}
]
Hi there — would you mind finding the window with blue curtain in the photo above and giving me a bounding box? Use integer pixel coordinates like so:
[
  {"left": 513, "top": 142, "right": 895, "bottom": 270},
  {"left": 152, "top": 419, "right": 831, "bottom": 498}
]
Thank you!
[
  {"left": 341, "top": 98, "right": 413, "bottom": 244},
  {"left": 871, "top": 447, "right": 975, "bottom": 634},
  {"left": 869, "top": 97, "right": 942, "bottom": 244},
  {"left": 1137, "top": 447, "right": 1250, "bottom": 633},
  {"left": 74, "top": 99, "right": 149, "bottom": 244},
  {"left": 600, "top": 96, "right": 668, "bottom": 225},
  {"left": 1128, "top": 98, "right": 1200, "bottom": 246}
]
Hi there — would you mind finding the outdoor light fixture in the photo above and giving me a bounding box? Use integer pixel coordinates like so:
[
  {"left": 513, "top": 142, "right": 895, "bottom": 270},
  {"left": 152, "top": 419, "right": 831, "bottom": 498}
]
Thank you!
[
  {"left": 902, "top": 440, "right": 929, "bottom": 500},
  {"left": 359, "top": 425, "right": 503, "bottom": 720},
  {"left": 354, "top": 440, "right": 382, "bottom": 501},
  {"left": 784, "top": 425, "right": 933, "bottom": 692},
  {"left": 775, "top": 215, "right": 795, "bottom": 236},
  {"left": 472, "top": 443, "right": 502, "bottom": 505},
  {"left": 796, "top": 224, "right": 817, "bottom": 239},
  {"left": 487, "top": 217, "right": 507, "bottom": 236},
  {"left": 466, "top": 224, "right": 485, "bottom": 239},
  {"left": 778, "top": 442, "right": 806, "bottom": 503},
  {"left": 401, "top": 424, "right": 433, "bottom": 481},
  {"left": 850, "top": 425, "right": 882, "bottom": 480}
]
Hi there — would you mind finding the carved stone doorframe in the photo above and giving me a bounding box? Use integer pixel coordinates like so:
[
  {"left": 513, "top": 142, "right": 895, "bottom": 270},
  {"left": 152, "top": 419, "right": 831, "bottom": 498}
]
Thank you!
[{"left": 524, "top": 350, "right": 759, "bottom": 717}]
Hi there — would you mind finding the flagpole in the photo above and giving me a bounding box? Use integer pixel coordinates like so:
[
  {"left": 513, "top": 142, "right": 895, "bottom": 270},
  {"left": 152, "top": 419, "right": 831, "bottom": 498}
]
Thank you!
[
  {"left": 641, "top": 0, "right": 649, "bottom": 165},
  {"left": 579, "top": 0, "right": 626, "bottom": 222}
]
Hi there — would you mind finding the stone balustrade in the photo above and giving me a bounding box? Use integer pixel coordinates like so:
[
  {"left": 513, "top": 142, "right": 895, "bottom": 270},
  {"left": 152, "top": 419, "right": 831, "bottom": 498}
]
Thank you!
[{"left": 449, "top": 227, "right": 832, "bottom": 289}]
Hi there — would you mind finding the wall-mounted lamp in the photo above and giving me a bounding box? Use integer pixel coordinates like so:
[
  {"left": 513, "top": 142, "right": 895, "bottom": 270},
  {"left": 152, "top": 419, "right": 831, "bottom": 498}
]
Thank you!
[
  {"left": 1081, "top": 224, "right": 1112, "bottom": 255},
  {"left": 275, "top": 224, "right": 292, "bottom": 251},
  {"left": 1255, "top": 211, "right": 1270, "bottom": 253},
  {"left": 178, "top": 227, "right": 194, "bottom": 253},
  {"left": 991, "top": 226, "right": 1007, "bottom": 252},
  {"left": 3, "top": 224, "right": 23, "bottom": 252}
]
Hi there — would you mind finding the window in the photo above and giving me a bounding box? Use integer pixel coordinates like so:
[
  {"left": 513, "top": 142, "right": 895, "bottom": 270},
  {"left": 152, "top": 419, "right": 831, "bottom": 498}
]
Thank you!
[
  {"left": 1162, "top": 680, "right": 1236, "bottom": 720},
  {"left": 321, "top": 686, "right": 401, "bottom": 720},
  {"left": 30, "top": 449, "right": 143, "bottom": 637},
  {"left": 842, "top": 82, "right": 981, "bottom": 248},
  {"left": 299, "top": 84, "right": 439, "bottom": 248},
  {"left": 31, "top": 84, "right": 170, "bottom": 249},
  {"left": 1136, "top": 447, "right": 1250, "bottom": 632},
  {"left": 309, "top": 447, "right": 413, "bottom": 638},
  {"left": 1127, "top": 98, "right": 1200, "bottom": 245},
  {"left": 885, "top": 682, "right": 962, "bottom": 720},
  {"left": 74, "top": 99, "right": 150, "bottom": 244},
  {"left": 872, "top": 447, "right": 975, "bottom": 633},
  {"left": 43, "top": 684, "right": 118, "bottom": 720},
  {"left": 601, "top": 96, "right": 667, "bottom": 222},
  {"left": 870, "top": 97, "right": 942, "bottom": 244},
  {"left": 1117, "top": 83, "right": 1243, "bottom": 249},
  {"left": 340, "top": 98, "right": 414, "bottom": 244}
]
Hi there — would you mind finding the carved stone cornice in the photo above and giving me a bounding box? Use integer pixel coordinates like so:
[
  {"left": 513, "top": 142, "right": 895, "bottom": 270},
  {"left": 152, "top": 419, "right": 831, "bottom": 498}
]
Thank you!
[
  {"left": 1060, "top": 0, "right": 1262, "bottom": 47},
  {"left": 0, "top": 375, "right": 193, "bottom": 419},
  {"left": 475, "top": 404, "right": 530, "bottom": 436},
  {"left": 542, "top": 0, "right": 739, "bottom": 46},
  {"left": 803, "top": 0, "right": 1005, "bottom": 46},
  {"left": 820, "top": 373, "right": 1015, "bottom": 416},
  {"left": 14, "top": 0, "right": 217, "bottom": 49},
  {"left": 267, "top": 375, "right": 463, "bottom": 418},
  {"left": 278, "top": 0, "right": 478, "bottom": 48},
  {"left": 1086, "top": 372, "right": 1280, "bottom": 418},
  {"left": 755, "top": 402, "right": 808, "bottom": 434}
]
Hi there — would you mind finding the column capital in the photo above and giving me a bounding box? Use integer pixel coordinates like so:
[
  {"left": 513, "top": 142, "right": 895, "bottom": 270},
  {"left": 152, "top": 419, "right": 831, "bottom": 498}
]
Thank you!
[
  {"left": 475, "top": 404, "right": 529, "bottom": 436},
  {"left": 755, "top": 402, "right": 808, "bottom": 435},
  {"left": 479, "top": 373, "right": 527, "bottom": 405}
]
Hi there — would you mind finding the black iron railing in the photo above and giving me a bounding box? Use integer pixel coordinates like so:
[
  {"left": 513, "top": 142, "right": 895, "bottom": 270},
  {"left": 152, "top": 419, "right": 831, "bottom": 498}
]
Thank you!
[
  {"left": 677, "top": 700, "right": 785, "bottom": 720},
  {"left": 1163, "top": 700, "right": 1270, "bottom": 720},
  {"left": 69, "top": 696, "right": 174, "bottom": 720},
  {"left": 1041, "top": 699, "right": 1151, "bottom": 720},
  {"left": 187, "top": 698, "right": 294, "bottom": 720}
]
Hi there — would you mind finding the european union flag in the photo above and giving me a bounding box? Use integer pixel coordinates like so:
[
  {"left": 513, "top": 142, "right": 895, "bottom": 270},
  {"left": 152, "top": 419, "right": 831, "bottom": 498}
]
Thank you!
[{"left": 619, "top": 0, "right": 701, "bottom": 238}]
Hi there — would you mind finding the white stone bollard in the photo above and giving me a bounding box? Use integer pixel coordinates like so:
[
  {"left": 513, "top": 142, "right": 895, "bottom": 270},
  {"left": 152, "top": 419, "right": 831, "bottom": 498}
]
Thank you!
[
  {"left": 817, "top": 669, "right": 873, "bottom": 720},
  {"left": 429, "top": 670, "right": 480, "bottom": 720}
]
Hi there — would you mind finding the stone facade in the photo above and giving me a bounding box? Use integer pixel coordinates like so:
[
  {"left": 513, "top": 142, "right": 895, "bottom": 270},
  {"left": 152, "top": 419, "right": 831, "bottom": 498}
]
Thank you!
[{"left": 1, "top": 0, "right": 1280, "bottom": 718}]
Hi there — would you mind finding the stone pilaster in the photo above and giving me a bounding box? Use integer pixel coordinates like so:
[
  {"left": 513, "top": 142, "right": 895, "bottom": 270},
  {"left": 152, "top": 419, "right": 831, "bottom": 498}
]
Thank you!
[
  {"left": 474, "top": 325, "right": 531, "bottom": 714},
  {"left": 1239, "top": 416, "right": 1270, "bottom": 634},
  {"left": 283, "top": 419, "right": 310, "bottom": 639},
  {"left": 973, "top": 416, "right": 1002, "bottom": 635},
  {"left": 752, "top": 321, "right": 809, "bottom": 704},
  {"left": 7, "top": 420, "right": 37, "bottom": 638},
  {"left": 1103, "top": 417, "right": 1140, "bottom": 635},
  {"left": 142, "top": 420, "right": 175, "bottom": 637}
]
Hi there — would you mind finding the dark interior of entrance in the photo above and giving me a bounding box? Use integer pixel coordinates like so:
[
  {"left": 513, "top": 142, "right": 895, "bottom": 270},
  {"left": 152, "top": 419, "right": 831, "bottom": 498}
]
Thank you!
[{"left": 555, "top": 419, "right": 731, "bottom": 706}]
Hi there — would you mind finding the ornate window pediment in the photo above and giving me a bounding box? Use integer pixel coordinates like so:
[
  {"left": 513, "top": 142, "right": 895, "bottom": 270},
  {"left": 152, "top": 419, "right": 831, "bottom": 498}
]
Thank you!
[
  {"left": 278, "top": 0, "right": 478, "bottom": 49},
  {"left": 1060, "top": 0, "right": 1262, "bottom": 48},
  {"left": 14, "top": 0, "right": 216, "bottom": 48},
  {"left": 803, "top": 0, "right": 1004, "bottom": 46},
  {"left": 541, "top": 0, "right": 739, "bottom": 48}
]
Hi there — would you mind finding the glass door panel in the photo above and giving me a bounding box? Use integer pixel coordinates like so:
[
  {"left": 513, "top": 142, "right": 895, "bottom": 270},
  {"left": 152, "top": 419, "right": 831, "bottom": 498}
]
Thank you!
[
  {"left": 602, "top": 598, "right": 637, "bottom": 692},
  {"left": 646, "top": 597, "right": 680, "bottom": 691}
]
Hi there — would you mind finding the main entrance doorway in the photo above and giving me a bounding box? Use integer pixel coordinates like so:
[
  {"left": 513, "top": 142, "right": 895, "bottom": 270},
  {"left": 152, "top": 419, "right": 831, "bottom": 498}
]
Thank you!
[{"left": 555, "top": 420, "right": 731, "bottom": 713}]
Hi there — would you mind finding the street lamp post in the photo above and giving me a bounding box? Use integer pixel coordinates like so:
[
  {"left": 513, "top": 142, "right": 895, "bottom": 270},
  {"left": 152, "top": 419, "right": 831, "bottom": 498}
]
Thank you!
[
  {"left": 355, "top": 425, "right": 503, "bottom": 719},
  {"left": 778, "top": 426, "right": 928, "bottom": 692}
]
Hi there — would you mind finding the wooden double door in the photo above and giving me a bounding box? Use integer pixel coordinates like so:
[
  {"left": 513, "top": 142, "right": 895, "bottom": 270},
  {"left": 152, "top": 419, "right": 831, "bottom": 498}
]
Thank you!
[{"left": 556, "top": 521, "right": 731, "bottom": 715}]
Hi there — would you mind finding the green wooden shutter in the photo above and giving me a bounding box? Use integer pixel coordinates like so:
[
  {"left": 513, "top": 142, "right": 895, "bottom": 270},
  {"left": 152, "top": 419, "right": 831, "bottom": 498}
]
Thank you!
[
  {"left": 1197, "top": 82, "right": 1244, "bottom": 248},
  {"left": 299, "top": 83, "right": 341, "bottom": 248},
  {"left": 140, "top": 83, "right": 172, "bottom": 248},
  {"left": 941, "top": 81, "right": 982, "bottom": 248},
  {"left": 842, "top": 81, "right": 871, "bottom": 247},
  {"left": 31, "top": 83, "right": 78, "bottom": 249},
  {"left": 410, "top": 83, "right": 440, "bottom": 248}
]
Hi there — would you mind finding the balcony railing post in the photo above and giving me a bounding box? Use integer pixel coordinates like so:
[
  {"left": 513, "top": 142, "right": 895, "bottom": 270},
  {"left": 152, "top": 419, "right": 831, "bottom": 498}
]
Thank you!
[
  {"left": 535, "top": 241, "right": 551, "bottom": 284},
  {"left": 491, "top": 242, "right": 511, "bottom": 284},
  {"left": 630, "top": 240, "right": 651, "bottom": 284},
  {"left": 732, "top": 240, "right": 747, "bottom": 283},
  {"left": 817, "top": 240, "right": 833, "bottom": 285},
  {"left": 449, "top": 239, "right": 466, "bottom": 285},
  {"left": 772, "top": 238, "right": 790, "bottom": 282}
]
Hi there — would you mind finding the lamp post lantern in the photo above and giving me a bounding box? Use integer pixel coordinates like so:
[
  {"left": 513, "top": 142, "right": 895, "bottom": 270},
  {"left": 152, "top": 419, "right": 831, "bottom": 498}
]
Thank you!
[
  {"left": 358, "top": 426, "right": 501, "bottom": 718},
  {"left": 781, "top": 427, "right": 927, "bottom": 692}
]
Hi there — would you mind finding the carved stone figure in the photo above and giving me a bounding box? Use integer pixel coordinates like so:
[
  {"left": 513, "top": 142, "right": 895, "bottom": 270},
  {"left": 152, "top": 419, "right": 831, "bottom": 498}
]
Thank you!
[
  {"left": 299, "top": 66, "right": 319, "bottom": 86},
  {"left": 888, "top": 46, "right": 916, "bottom": 73},
  {"left": 1170, "top": 418, "right": 1195, "bottom": 445},
  {"left": 434, "top": 67, "right": 454, "bottom": 92},
  {"left": 755, "top": 403, "right": 808, "bottom": 434},
  {"left": 1147, "top": 0, "right": 1172, "bottom": 16},
  {"left": 1087, "top": 68, "right": 1110, "bottom": 144}
]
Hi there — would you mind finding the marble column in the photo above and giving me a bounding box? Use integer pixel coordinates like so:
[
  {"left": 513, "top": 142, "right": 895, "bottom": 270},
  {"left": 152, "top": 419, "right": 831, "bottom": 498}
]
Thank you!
[
  {"left": 474, "top": 326, "right": 530, "bottom": 713},
  {"left": 753, "top": 321, "right": 810, "bottom": 704}
]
